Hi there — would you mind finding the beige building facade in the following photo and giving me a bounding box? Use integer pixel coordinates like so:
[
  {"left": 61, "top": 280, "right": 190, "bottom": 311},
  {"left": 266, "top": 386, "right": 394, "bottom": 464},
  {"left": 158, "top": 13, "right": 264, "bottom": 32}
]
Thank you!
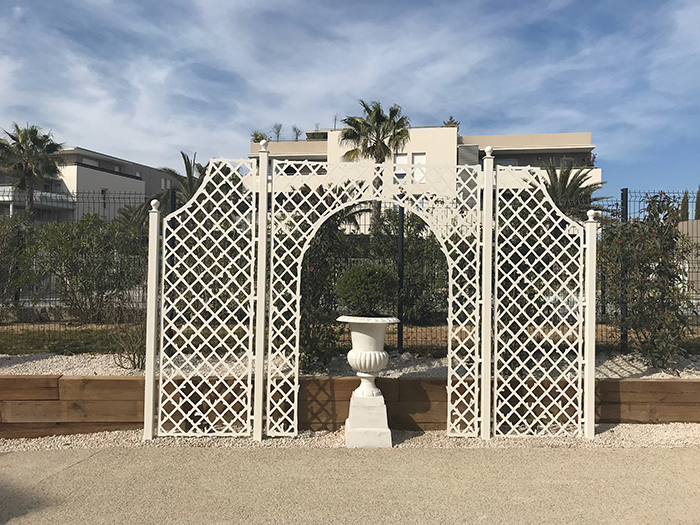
[
  {"left": 0, "top": 147, "right": 178, "bottom": 222},
  {"left": 249, "top": 126, "right": 601, "bottom": 233},
  {"left": 250, "top": 127, "right": 601, "bottom": 183}
]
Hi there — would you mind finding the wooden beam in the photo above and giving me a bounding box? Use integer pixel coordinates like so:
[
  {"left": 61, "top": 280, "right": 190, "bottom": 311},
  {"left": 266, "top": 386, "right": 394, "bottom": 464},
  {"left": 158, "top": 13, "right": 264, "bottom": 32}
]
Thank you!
[
  {"left": 0, "top": 422, "right": 142, "bottom": 439},
  {"left": 0, "top": 375, "right": 60, "bottom": 401},
  {"left": 59, "top": 376, "right": 145, "bottom": 401},
  {"left": 1, "top": 400, "right": 144, "bottom": 423}
]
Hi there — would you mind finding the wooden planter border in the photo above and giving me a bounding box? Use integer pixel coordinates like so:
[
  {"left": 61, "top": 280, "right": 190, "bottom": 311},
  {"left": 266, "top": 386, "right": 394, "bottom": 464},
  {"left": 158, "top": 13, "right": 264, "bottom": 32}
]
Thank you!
[{"left": 1, "top": 375, "right": 698, "bottom": 438}]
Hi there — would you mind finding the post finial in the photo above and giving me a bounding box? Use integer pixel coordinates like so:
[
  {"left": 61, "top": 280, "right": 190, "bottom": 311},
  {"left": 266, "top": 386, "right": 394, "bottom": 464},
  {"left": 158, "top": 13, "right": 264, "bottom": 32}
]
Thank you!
[
  {"left": 484, "top": 146, "right": 493, "bottom": 157},
  {"left": 150, "top": 199, "right": 159, "bottom": 211},
  {"left": 260, "top": 139, "right": 268, "bottom": 152},
  {"left": 587, "top": 209, "right": 596, "bottom": 221}
]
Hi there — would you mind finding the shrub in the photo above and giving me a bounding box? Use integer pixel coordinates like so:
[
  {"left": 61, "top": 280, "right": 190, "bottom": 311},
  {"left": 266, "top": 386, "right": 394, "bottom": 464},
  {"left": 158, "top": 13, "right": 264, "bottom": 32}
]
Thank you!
[
  {"left": 336, "top": 261, "right": 397, "bottom": 316},
  {"left": 369, "top": 209, "right": 448, "bottom": 325},
  {"left": 108, "top": 306, "right": 147, "bottom": 370},
  {"left": 298, "top": 214, "right": 346, "bottom": 372},
  {"left": 598, "top": 192, "right": 694, "bottom": 368},
  {"left": 34, "top": 214, "right": 146, "bottom": 324},
  {"left": 0, "top": 213, "right": 35, "bottom": 318}
]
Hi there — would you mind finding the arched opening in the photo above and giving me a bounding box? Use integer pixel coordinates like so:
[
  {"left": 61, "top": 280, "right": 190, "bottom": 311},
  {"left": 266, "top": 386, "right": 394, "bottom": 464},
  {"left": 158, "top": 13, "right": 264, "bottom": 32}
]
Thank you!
[
  {"left": 296, "top": 200, "right": 455, "bottom": 372},
  {"left": 266, "top": 158, "right": 484, "bottom": 437}
]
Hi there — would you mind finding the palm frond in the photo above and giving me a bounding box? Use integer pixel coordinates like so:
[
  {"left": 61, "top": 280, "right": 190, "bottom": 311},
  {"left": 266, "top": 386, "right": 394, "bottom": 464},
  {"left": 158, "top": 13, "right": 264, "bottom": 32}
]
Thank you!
[
  {"left": 0, "top": 123, "right": 65, "bottom": 216},
  {"left": 539, "top": 160, "right": 608, "bottom": 221},
  {"left": 338, "top": 100, "right": 411, "bottom": 164}
]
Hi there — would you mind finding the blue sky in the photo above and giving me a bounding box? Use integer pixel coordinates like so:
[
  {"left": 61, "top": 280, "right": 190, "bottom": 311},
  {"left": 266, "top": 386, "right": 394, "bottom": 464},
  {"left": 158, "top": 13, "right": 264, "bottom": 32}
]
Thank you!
[{"left": 0, "top": 0, "right": 698, "bottom": 196}]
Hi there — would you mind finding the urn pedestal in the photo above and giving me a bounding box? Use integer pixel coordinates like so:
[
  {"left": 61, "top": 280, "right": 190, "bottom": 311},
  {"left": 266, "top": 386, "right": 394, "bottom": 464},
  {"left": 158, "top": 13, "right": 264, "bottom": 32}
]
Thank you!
[{"left": 337, "top": 315, "right": 399, "bottom": 448}]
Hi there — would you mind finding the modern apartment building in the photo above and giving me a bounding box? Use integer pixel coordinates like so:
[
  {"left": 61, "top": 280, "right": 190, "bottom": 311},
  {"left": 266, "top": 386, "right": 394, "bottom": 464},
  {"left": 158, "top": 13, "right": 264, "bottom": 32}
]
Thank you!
[
  {"left": 0, "top": 147, "right": 179, "bottom": 222},
  {"left": 249, "top": 126, "right": 601, "bottom": 182},
  {"left": 248, "top": 126, "right": 602, "bottom": 233}
]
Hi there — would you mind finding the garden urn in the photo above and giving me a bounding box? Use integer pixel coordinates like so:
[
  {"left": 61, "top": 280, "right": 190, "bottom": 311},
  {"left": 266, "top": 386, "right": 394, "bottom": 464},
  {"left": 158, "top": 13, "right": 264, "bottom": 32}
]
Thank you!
[{"left": 337, "top": 315, "right": 399, "bottom": 448}]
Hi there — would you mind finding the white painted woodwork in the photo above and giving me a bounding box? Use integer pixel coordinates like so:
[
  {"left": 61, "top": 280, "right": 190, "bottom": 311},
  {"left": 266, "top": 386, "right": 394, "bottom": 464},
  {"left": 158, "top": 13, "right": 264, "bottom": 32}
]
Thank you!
[
  {"left": 491, "top": 165, "right": 592, "bottom": 437},
  {"left": 145, "top": 150, "right": 596, "bottom": 440},
  {"left": 143, "top": 199, "right": 160, "bottom": 441}
]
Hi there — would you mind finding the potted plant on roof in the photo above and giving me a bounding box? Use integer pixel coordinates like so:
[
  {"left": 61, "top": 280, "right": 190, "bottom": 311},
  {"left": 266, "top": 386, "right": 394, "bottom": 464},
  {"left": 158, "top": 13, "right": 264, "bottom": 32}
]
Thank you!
[{"left": 336, "top": 262, "right": 398, "bottom": 447}]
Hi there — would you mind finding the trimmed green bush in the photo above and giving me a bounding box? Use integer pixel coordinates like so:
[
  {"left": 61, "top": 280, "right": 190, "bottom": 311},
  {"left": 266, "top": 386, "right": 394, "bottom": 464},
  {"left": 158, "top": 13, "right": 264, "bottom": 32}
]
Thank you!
[{"left": 336, "top": 262, "right": 396, "bottom": 316}]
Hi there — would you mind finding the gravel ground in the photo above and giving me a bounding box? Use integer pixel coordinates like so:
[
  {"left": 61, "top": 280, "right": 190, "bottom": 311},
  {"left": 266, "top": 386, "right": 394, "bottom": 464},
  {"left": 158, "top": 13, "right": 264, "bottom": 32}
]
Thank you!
[
  {"left": 2, "top": 348, "right": 700, "bottom": 378},
  {"left": 1, "top": 424, "right": 699, "bottom": 452},
  {"left": 1, "top": 351, "right": 699, "bottom": 453},
  {"left": 0, "top": 352, "right": 144, "bottom": 376}
]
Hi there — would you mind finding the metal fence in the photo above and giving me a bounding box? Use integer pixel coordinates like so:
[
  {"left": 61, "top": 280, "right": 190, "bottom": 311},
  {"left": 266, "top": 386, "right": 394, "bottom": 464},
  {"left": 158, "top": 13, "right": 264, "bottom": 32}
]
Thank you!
[
  {"left": 2, "top": 188, "right": 699, "bottom": 360},
  {"left": 594, "top": 189, "right": 700, "bottom": 348},
  {"left": 0, "top": 191, "right": 154, "bottom": 355}
]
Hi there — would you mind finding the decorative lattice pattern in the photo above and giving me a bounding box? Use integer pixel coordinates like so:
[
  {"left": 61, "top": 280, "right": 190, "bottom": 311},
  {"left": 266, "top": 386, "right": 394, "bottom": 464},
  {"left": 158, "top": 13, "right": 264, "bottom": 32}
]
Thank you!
[
  {"left": 158, "top": 160, "right": 257, "bottom": 436},
  {"left": 268, "top": 161, "right": 483, "bottom": 436},
  {"left": 492, "top": 167, "right": 586, "bottom": 437}
]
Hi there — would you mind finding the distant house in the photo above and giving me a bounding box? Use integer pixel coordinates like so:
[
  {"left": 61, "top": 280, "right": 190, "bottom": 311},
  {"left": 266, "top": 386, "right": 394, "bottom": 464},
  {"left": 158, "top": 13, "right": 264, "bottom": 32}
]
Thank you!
[{"left": 0, "top": 147, "right": 179, "bottom": 222}]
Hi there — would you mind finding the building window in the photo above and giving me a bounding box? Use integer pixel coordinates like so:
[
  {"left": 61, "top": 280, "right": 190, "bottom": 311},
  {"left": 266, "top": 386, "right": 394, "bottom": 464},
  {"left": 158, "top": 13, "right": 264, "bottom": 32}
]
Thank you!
[
  {"left": 161, "top": 178, "right": 166, "bottom": 190},
  {"left": 82, "top": 158, "right": 99, "bottom": 167},
  {"left": 495, "top": 158, "right": 519, "bottom": 167},
  {"left": 394, "top": 154, "right": 408, "bottom": 181},
  {"left": 43, "top": 183, "right": 51, "bottom": 192},
  {"left": 114, "top": 166, "right": 121, "bottom": 173},
  {"left": 562, "top": 156, "right": 574, "bottom": 167},
  {"left": 166, "top": 179, "right": 172, "bottom": 189},
  {"left": 412, "top": 153, "right": 426, "bottom": 183},
  {"left": 101, "top": 188, "right": 107, "bottom": 211},
  {"left": 136, "top": 171, "right": 142, "bottom": 178}
]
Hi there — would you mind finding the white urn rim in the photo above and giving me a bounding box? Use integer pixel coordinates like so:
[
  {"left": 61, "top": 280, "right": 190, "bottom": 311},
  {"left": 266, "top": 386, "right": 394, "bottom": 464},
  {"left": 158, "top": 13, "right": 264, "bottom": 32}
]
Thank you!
[{"left": 337, "top": 315, "right": 400, "bottom": 324}]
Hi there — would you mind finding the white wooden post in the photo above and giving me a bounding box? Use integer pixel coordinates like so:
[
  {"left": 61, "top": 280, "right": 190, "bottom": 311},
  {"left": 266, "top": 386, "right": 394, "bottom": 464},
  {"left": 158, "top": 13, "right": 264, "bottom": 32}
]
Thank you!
[
  {"left": 143, "top": 199, "right": 161, "bottom": 441},
  {"left": 584, "top": 210, "right": 598, "bottom": 439},
  {"left": 480, "top": 147, "right": 495, "bottom": 440},
  {"left": 253, "top": 142, "right": 270, "bottom": 442}
]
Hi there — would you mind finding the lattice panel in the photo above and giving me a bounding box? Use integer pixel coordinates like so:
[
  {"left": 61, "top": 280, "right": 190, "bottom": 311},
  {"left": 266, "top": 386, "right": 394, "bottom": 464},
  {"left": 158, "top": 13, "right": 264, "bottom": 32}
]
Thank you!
[
  {"left": 492, "top": 167, "right": 586, "bottom": 437},
  {"left": 268, "top": 160, "right": 483, "bottom": 437},
  {"left": 158, "top": 159, "right": 257, "bottom": 436}
]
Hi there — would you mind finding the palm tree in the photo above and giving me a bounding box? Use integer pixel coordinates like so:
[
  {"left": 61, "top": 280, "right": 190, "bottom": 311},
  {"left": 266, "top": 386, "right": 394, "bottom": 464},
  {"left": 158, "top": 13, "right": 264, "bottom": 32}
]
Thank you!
[
  {"left": 115, "top": 151, "right": 205, "bottom": 238},
  {"left": 442, "top": 116, "right": 460, "bottom": 132},
  {"left": 339, "top": 100, "right": 411, "bottom": 226},
  {"left": 0, "top": 123, "right": 65, "bottom": 218},
  {"left": 540, "top": 160, "right": 607, "bottom": 221},
  {"left": 159, "top": 151, "right": 207, "bottom": 206},
  {"left": 251, "top": 131, "right": 269, "bottom": 143},
  {"left": 270, "top": 123, "right": 283, "bottom": 141}
]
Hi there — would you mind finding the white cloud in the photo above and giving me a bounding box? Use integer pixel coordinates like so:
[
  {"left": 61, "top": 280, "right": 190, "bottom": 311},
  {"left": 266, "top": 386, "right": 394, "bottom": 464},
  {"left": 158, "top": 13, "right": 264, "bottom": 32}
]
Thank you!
[
  {"left": 648, "top": 0, "right": 700, "bottom": 97},
  {"left": 0, "top": 0, "right": 697, "bottom": 184},
  {"left": 0, "top": 55, "right": 19, "bottom": 111}
]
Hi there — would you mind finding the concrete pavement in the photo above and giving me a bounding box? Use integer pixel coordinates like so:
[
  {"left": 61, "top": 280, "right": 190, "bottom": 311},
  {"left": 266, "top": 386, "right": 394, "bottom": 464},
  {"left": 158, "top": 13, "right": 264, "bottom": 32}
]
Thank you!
[{"left": 1, "top": 447, "right": 700, "bottom": 524}]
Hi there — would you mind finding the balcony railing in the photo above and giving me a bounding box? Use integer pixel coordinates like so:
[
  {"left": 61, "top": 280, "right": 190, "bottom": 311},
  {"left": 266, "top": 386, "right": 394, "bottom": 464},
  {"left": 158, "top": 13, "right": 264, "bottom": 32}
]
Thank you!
[{"left": 0, "top": 185, "right": 77, "bottom": 210}]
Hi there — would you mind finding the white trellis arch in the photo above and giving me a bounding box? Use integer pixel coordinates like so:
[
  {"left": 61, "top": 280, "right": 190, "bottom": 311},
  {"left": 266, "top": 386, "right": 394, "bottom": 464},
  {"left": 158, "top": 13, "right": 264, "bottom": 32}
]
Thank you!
[
  {"left": 266, "top": 158, "right": 484, "bottom": 437},
  {"left": 143, "top": 145, "right": 596, "bottom": 441}
]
